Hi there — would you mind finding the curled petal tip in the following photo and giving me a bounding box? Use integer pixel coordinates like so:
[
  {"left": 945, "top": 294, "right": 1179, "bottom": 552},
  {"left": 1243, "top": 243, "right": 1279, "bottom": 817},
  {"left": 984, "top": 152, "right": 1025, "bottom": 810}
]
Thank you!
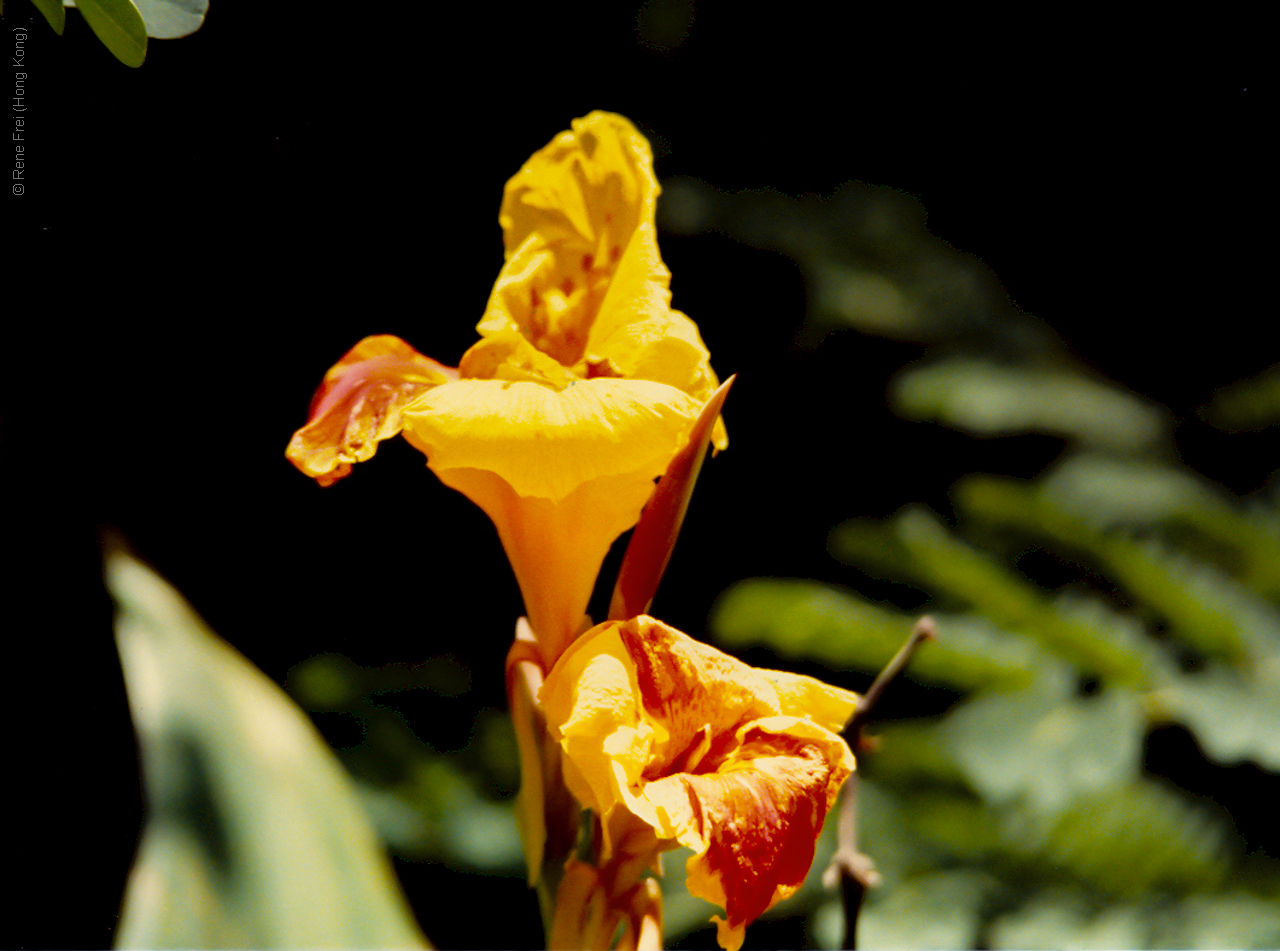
[{"left": 286, "top": 335, "right": 457, "bottom": 485}]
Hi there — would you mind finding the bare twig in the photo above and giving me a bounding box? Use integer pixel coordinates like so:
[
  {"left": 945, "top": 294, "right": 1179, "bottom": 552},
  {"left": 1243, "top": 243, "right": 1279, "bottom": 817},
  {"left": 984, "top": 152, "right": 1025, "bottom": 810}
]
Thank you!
[{"left": 825, "top": 616, "right": 936, "bottom": 949}]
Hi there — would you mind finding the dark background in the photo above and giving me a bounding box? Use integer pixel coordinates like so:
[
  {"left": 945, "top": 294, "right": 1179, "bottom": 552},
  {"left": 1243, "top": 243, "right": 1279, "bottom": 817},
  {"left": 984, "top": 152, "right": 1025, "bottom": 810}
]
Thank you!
[{"left": 4, "top": 2, "right": 1265, "bottom": 947}]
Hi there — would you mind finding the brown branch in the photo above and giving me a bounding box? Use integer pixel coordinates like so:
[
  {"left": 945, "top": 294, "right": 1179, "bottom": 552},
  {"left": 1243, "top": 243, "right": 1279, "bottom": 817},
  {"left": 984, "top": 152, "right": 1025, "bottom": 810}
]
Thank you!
[{"left": 826, "top": 616, "right": 936, "bottom": 950}]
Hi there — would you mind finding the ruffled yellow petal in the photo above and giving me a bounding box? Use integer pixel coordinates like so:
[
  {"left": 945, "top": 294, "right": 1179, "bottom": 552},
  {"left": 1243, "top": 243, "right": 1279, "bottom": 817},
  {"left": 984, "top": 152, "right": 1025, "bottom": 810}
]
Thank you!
[
  {"left": 469, "top": 112, "right": 727, "bottom": 449},
  {"left": 763, "top": 669, "right": 860, "bottom": 735},
  {"left": 499, "top": 112, "right": 658, "bottom": 258},
  {"left": 286, "top": 335, "right": 457, "bottom": 486},
  {"left": 541, "top": 616, "right": 857, "bottom": 949},
  {"left": 477, "top": 112, "right": 659, "bottom": 371},
  {"left": 543, "top": 624, "right": 651, "bottom": 822}
]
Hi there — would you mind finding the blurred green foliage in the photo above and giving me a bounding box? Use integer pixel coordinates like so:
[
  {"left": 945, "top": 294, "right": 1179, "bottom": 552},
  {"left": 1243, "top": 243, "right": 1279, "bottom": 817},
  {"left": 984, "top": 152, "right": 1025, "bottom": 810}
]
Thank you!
[
  {"left": 284, "top": 653, "right": 525, "bottom": 874},
  {"left": 672, "top": 178, "right": 1280, "bottom": 947},
  {"left": 108, "top": 546, "right": 429, "bottom": 949}
]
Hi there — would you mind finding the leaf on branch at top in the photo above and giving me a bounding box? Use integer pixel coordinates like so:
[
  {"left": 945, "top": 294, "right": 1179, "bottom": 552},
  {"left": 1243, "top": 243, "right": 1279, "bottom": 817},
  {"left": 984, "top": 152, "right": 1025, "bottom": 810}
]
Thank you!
[
  {"left": 67, "top": 0, "right": 147, "bottom": 65},
  {"left": 32, "top": 0, "right": 67, "bottom": 33},
  {"left": 131, "top": 0, "right": 207, "bottom": 38},
  {"left": 107, "top": 545, "right": 429, "bottom": 949},
  {"left": 827, "top": 517, "right": 917, "bottom": 583},
  {"left": 1042, "top": 454, "right": 1227, "bottom": 527}
]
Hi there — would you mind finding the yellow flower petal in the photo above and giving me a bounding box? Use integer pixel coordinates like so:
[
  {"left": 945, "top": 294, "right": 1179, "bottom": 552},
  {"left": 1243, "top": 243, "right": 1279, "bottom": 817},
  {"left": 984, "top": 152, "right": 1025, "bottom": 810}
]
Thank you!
[
  {"left": 477, "top": 112, "right": 659, "bottom": 370},
  {"left": 457, "top": 331, "right": 577, "bottom": 388},
  {"left": 541, "top": 616, "right": 857, "bottom": 949},
  {"left": 285, "top": 335, "right": 457, "bottom": 486},
  {"left": 402, "top": 380, "right": 699, "bottom": 657},
  {"left": 470, "top": 111, "right": 726, "bottom": 449},
  {"left": 763, "top": 669, "right": 860, "bottom": 735},
  {"left": 402, "top": 378, "right": 698, "bottom": 502}
]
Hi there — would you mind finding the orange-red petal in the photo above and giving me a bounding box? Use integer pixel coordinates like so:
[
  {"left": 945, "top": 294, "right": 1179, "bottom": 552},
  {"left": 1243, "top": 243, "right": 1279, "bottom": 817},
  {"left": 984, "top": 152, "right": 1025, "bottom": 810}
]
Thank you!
[
  {"left": 652, "top": 718, "right": 854, "bottom": 951},
  {"left": 286, "top": 335, "right": 457, "bottom": 486},
  {"left": 541, "top": 616, "right": 857, "bottom": 950}
]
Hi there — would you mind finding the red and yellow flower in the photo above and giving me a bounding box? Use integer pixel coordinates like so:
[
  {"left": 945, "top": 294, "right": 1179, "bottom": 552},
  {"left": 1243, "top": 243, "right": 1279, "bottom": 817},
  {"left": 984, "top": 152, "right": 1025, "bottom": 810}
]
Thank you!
[
  {"left": 540, "top": 615, "right": 858, "bottom": 951},
  {"left": 286, "top": 113, "right": 852, "bottom": 951},
  {"left": 286, "top": 112, "right": 726, "bottom": 669}
]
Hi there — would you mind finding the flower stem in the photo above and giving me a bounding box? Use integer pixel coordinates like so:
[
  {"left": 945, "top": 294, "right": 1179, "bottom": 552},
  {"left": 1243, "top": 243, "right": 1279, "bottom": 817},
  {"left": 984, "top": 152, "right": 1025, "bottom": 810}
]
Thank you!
[{"left": 827, "top": 616, "right": 936, "bottom": 949}]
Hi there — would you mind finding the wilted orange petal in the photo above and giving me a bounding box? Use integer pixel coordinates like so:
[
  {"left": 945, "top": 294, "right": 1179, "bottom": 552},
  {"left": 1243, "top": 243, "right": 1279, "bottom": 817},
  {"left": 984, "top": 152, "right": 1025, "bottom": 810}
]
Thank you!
[
  {"left": 286, "top": 335, "right": 457, "bottom": 486},
  {"left": 541, "top": 617, "right": 857, "bottom": 950},
  {"left": 659, "top": 720, "right": 854, "bottom": 951}
]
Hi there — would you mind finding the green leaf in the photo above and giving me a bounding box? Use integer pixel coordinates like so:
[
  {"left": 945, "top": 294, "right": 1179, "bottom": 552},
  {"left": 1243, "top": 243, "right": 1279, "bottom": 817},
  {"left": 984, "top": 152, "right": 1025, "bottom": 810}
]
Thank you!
[
  {"left": 892, "top": 506, "right": 1159, "bottom": 684},
  {"left": 941, "top": 681, "right": 1145, "bottom": 815},
  {"left": 897, "top": 787, "right": 1002, "bottom": 863},
  {"left": 387, "top": 759, "right": 524, "bottom": 871},
  {"left": 1199, "top": 361, "right": 1280, "bottom": 432},
  {"left": 827, "top": 517, "right": 917, "bottom": 582},
  {"left": 808, "top": 262, "right": 927, "bottom": 339},
  {"left": 884, "top": 776, "right": 1232, "bottom": 899},
  {"left": 987, "top": 885, "right": 1280, "bottom": 948},
  {"left": 1018, "top": 780, "right": 1232, "bottom": 896},
  {"left": 68, "top": 0, "right": 147, "bottom": 66},
  {"left": 1042, "top": 455, "right": 1280, "bottom": 602},
  {"left": 1157, "top": 664, "right": 1280, "bottom": 771},
  {"left": 988, "top": 889, "right": 1151, "bottom": 949},
  {"left": 108, "top": 547, "right": 430, "bottom": 949},
  {"left": 861, "top": 720, "right": 968, "bottom": 788},
  {"left": 1169, "top": 892, "right": 1280, "bottom": 948},
  {"left": 1042, "top": 454, "right": 1228, "bottom": 527},
  {"left": 891, "top": 358, "right": 1169, "bottom": 450},
  {"left": 712, "top": 577, "right": 1064, "bottom": 691},
  {"left": 956, "top": 475, "right": 1280, "bottom": 664},
  {"left": 32, "top": 0, "right": 67, "bottom": 33},
  {"left": 131, "top": 0, "right": 206, "bottom": 37}
]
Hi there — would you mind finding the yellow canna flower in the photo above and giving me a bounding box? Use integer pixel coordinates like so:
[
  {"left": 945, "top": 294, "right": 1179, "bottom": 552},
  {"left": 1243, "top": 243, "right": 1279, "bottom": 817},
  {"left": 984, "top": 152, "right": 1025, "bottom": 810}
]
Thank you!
[
  {"left": 540, "top": 615, "right": 858, "bottom": 951},
  {"left": 286, "top": 113, "right": 726, "bottom": 667}
]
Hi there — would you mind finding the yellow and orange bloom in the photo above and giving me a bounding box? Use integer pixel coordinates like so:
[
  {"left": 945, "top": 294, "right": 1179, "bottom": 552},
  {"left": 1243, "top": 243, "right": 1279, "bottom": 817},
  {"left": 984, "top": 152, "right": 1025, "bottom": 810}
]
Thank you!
[
  {"left": 540, "top": 615, "right": 858, "bottom": 951},
  {"left": 286, "top": 112, "right": 726, "bottom": 668}
]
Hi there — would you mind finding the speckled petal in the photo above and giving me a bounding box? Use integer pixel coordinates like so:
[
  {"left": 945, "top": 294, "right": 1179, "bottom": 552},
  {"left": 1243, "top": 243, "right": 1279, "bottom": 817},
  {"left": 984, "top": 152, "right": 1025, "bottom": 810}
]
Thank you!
[{"left": 286, "top": 335, "right": 456, "bottom": 486}]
